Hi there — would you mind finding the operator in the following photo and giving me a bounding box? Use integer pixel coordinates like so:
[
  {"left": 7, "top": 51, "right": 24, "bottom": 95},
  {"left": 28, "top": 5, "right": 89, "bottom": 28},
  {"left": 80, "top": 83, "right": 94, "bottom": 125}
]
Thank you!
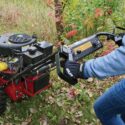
[{"left": 64, "top": 36, "right": 125, "bottom": 125}]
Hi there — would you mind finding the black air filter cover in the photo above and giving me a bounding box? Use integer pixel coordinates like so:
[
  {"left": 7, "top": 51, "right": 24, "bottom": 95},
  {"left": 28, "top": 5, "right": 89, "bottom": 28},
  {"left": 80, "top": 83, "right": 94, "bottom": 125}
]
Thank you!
[
  {"left": 0, "top": 33, "right": 36, "bottom": 56},
  {"left": 9, "top": 34, "right": 32, "bottom": 44}
]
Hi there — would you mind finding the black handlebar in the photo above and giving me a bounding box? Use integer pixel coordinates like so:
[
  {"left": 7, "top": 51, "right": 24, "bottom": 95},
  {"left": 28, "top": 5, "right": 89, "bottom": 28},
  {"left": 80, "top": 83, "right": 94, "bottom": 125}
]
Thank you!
[{"left": 96, "top": 32, "right": 115, "bottom": 37}]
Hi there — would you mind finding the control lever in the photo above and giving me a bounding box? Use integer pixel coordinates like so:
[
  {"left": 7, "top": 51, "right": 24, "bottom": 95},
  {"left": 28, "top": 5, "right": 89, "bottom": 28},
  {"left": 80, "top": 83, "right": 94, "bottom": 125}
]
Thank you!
[{"left": 67, "top": 47, "right": 74, "bottom": 61}]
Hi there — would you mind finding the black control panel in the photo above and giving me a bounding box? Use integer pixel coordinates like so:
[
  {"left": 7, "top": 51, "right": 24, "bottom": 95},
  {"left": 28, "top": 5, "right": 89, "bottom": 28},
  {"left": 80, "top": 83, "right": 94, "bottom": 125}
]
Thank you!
[{"left": 70, "top": 35, "right": 103, "bottom": 60}]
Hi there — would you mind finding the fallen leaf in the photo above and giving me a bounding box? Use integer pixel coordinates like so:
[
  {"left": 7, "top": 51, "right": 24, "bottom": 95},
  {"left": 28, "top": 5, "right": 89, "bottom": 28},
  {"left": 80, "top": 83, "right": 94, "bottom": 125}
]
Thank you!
[
  {"left": 87, "top": 78, "right": 94, "bottom": 83},
  {"left": 75, "top": 111, "right": 83, "bottom": 118},
  {"left": 21, "top": 119, "right": 31, "bottom": 125},
  {"left": 66, "top": 30, "right": 78, "bottom": 38},
  {"left": 29, "top": 108, "right": 37, "bottom": 114},
  {"left": 95, "top": 8, "right": 104, "bottom": 18},
  {"left": 39, "top": 116, "right": 48, "bottom": 125}
]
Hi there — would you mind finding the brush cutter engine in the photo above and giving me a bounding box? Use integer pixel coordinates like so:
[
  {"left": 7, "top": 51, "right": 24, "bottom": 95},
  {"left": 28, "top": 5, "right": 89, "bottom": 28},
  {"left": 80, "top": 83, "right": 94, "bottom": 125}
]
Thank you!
[
  {"left": 0, "top": 33, "right": 53, "bottom": 106},
  {"left": 0, "top": 26, "right": 124, "bottom": 114}
]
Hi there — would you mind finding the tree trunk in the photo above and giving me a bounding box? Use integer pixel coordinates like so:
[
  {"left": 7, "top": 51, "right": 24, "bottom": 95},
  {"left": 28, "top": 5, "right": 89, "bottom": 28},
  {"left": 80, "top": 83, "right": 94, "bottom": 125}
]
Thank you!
[{"left": 54, "top": 0, "right": 64, "bottom": 41}]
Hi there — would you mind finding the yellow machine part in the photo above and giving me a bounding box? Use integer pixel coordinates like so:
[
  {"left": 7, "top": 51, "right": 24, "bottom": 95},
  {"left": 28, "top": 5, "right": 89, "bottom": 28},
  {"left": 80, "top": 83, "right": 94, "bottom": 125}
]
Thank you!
[
  {"left": 73, "top": 42, "right": 92, "bottom": 53},
  {"left": 0, "top": 62, "right": 8, "bottom": 71}
]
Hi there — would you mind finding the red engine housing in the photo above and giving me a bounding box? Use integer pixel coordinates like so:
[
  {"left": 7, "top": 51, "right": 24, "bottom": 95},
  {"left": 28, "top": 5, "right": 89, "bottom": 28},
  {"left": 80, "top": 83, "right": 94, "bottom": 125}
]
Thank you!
[{"left": 0, "top": 73, "right": 50, "bottom": 101}]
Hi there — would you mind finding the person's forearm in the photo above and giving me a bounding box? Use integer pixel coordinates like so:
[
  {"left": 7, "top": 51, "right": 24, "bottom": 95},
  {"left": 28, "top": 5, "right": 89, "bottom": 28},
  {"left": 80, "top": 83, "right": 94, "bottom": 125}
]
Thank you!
[{"left": 83, "top": 45, "right": 125, "bottom": 79}]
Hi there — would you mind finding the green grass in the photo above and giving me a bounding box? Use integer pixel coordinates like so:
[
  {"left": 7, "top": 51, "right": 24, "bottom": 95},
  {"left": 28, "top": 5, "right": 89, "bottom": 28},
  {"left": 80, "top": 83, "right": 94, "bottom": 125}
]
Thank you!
[{"left": 0, "top": 0, "right": 56, "bottom": 42}]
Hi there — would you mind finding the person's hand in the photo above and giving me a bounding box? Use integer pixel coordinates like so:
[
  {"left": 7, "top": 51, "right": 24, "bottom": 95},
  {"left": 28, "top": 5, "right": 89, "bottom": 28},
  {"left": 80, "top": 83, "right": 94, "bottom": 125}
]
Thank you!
[
  {"left": 114, "top": 33, "right": 125, "bottom": 46},
  {"left": 64, "top": 61, "right": 84, "bottom": 79}
]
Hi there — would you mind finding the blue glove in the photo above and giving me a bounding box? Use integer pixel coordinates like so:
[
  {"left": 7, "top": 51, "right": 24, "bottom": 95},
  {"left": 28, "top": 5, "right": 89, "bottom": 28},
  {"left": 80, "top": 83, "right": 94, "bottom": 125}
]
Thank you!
[{"left": 64, "top": 61, "right": 84, "bottom": 79}]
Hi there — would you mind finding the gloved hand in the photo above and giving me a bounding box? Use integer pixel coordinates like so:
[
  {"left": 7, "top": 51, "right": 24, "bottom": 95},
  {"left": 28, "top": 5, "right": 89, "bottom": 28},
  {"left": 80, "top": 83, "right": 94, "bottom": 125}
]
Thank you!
[
  {"left": 114, "top": 33, "right": 125, "bottom": 46},
  {"left": 107, "top": 33, "right": 125, "bottom": 46},
  {"left": 64, "top": 61, "right": 84, "bottom": 79}
]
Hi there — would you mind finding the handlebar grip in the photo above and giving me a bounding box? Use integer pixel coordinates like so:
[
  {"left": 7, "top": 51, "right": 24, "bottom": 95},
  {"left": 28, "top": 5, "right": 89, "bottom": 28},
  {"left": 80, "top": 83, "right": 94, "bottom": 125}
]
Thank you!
[{"left": 55, "top": 53, "right": 77, "bottom": 85}]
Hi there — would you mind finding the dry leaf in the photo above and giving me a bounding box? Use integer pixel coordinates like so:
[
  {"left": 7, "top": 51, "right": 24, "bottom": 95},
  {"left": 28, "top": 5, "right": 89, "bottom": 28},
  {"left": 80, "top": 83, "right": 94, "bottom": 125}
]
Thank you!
[
  {"left": 40, "top": 116, "right": 48, "bottom": 125},
  {"left": 75, "top": 111, "right": 83, "bottom": 118},
  {"left": 95, "top": 8, "right": 104, "bottom": 18},
  {"left": 29, "top": 108, "right": 37, "bottom": 114},
  {"left": 87, "top": 78, "right": 94, "bottom": 83}
]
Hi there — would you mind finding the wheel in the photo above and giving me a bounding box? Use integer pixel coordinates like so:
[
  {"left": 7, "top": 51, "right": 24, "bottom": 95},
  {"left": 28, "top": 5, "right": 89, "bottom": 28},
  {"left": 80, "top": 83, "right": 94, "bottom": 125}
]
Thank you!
[{"left": 0, "top": 87, "right": 7, "bottom": 115}]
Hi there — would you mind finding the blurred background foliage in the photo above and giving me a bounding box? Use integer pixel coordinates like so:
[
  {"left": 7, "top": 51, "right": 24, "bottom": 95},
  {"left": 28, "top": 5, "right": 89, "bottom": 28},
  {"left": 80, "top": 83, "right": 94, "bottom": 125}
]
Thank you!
[
  {"left": 0, "top": 0, "right": 56, "bottom": 42},
  {"left": 63, "top": 0, "right": 125, "bottom": 42}
]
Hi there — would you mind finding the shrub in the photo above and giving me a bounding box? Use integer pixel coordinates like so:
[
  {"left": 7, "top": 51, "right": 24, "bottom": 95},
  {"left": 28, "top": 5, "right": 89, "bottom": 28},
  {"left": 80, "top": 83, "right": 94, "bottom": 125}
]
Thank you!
[{"left": 63, "top": 0, "right": 125, "bottom": 42}]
